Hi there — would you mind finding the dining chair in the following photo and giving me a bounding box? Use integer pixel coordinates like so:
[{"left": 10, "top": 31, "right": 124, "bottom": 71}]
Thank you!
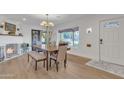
[
  {"left": 28, "top": 51, "right": 47, "bottom": 70},
  {"left": 49, "top": 42, "right": 68, "bottom": 67},
  {"left": 50, "top": 45, "right": 67, "bottom": 72}
]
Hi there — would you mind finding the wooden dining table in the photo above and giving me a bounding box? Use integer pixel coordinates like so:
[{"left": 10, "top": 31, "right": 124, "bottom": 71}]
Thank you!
[{"left": 32, "top": 45, "right": 70, "bottom": 71}]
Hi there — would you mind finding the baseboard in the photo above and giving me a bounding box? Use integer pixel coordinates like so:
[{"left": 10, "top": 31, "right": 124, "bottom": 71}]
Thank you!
[{"left": 67, "top": 53, "right": 91, "bottom": 63}]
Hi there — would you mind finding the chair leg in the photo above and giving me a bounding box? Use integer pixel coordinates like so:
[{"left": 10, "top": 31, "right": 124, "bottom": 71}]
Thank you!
[
  {"left": 49, "top": 58, "right": 51, "bottom": 67},
  {"left": 28, "top": 54, "right": 29, "bottom": 62},
  {"left": 56, "top": 62, "right": 59, "bottom": 72},
  {"left": 64, "top": 53, "right": 67, "bottom": 68},
  {"left": 43, "top": 60, "right": 45, "bottom": 68},
  {"left": 64, "top": 62, "right": 66, "bottom": 68},
  {"left": 35, "top": 61, "right": 37, "bottom": 71}
]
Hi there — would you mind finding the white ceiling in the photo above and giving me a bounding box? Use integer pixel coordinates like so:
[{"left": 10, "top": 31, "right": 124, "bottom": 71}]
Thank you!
[{"left": 0, "top": 14, "right": 86, "bottom": 26}]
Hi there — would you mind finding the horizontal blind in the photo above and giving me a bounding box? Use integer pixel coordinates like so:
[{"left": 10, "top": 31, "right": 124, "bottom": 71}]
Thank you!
[{"left": 59, "top": 26, "right": 79, "bottom": 33}]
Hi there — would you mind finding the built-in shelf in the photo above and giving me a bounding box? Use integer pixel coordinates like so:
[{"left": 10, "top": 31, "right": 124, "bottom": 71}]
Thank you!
[{"left": 0, "top": 34, "right": 23, "bottom": 37}]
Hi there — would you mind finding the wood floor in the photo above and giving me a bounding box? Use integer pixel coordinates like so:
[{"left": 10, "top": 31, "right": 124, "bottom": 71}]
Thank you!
[{"left": 0, "top": 54, "right": 122, "bottom": 79}]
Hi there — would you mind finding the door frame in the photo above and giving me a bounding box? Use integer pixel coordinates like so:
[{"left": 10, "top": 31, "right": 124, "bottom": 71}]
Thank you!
[
  {"left": 31, "top": 29, "right": 47, "bottom": 51},
  {"left": 31, "top": 29, "right": 42, "bottom": 51}
]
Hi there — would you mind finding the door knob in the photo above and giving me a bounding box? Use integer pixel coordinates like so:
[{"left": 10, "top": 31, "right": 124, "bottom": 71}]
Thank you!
[{"left": 100, "top": 39, "right": 103, "bottom": 44}]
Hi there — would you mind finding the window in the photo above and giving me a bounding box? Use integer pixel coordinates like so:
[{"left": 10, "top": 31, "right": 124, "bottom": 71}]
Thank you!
[
  {"left": 59, "top": 27, "right": 79, "bottom": 47},
  {"left": 74, "top": 31, "right": 79, "bottom": 46},
  {"left": 40, "top": 32, "right": 46, "bottom": 45},
  {"left": 41, "top": 32, "right": 46, "bottom": 44}
]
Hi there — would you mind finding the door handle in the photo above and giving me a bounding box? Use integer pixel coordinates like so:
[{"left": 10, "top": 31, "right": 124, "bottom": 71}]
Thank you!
[{"left": 100, "top": 39, "right": 103, "bottom": 44}]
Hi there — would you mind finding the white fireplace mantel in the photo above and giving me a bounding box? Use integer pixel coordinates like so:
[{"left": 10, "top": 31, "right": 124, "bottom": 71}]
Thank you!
[{"left": 0, "top": 35, "right": 23, "bottom": 46}]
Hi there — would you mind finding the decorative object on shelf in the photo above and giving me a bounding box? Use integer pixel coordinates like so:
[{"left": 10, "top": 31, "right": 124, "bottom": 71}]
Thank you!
[
  {"left": 8, "top": 32, "right": 15, "bottom": 35},
  {"left": 0, "top": 25, "right": 3, "bottom": 28},
  {"left": 18, "top": 33, "right": 23, "bottom": 36},
  {"left": 0, "top": 22, "right": 4, "bottom": 29},
  {"left": 40, "top": 14, "right": 54, "bottom": 47}
]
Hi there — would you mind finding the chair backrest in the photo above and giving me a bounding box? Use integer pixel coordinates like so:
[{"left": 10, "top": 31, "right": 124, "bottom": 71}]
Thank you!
[
  {"left": 59, "top": 42, "right": 68, "bottom": 46},
  {"left": 57, "top": 45, "right": 67, "bottom": 63}
]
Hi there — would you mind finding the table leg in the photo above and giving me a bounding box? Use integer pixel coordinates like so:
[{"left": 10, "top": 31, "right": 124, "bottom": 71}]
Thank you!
[
  {"left": 46, "top": 51, "right": 48, "bottom": 71},
  {"left": 64, "top": 52, "right": 67, "bottom": 68},
  {"left": 28, "top": 54, "right": 29, "bottom": 62},
  {"left": 35, "top": 61, "right": 37, "bottom": 71}
]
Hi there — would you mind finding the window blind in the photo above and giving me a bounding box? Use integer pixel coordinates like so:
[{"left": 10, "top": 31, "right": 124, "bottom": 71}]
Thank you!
[{"left": 59, "top": 26, "right": 79, "bottom": 33}]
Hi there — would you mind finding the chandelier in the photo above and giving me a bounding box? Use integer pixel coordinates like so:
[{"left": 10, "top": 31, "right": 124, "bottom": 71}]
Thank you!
[
  {"left": 40, "top": 14, "right": 54, "bottom": 27},
  {"left": 40, "top": 14, "right": 54, "bottom": 46}
]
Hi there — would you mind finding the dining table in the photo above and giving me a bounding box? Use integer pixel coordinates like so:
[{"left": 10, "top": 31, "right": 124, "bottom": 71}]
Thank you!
[{"left": 32, "top": 45, "right": 70, "bottom": 71}]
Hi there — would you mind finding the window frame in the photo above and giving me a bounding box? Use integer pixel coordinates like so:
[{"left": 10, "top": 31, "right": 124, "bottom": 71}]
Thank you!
[
  {"left": 59, "top": 27, "right": 79, "bottom": 47},
  {"left": 40, "top": 31, "right": 47, "bottom": 45}
]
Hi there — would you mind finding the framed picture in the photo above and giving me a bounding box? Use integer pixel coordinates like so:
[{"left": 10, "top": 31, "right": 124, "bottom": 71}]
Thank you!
[{"left": 5, "top": 22, "right": 16, "bottom": 32}]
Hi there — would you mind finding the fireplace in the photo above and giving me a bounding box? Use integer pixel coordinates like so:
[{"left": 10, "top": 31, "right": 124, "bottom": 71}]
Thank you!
[{"left": 6, "top": 44, "right": 18, "bottom": 58}]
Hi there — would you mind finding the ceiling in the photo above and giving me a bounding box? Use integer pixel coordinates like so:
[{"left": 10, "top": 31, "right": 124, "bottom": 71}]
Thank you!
[{"left": 0, "top": 14, "right": 86, "bottom": 26}]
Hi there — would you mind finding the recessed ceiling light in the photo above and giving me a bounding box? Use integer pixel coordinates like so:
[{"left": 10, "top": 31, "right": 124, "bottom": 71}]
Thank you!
[{"left": 22, "top": 18, "right": 26, "bottom": 21}]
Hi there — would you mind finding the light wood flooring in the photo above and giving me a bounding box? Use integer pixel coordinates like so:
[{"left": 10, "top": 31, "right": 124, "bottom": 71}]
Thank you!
[{"left": 0, "top": 54, "right": 122, "bottom": 79}]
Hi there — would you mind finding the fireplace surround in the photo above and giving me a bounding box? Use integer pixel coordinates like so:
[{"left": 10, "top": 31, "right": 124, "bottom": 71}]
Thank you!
[
  {"left": 0, "top": 43, "right": 30, "bottom": 62},
  {"left": 0, "top": 35, "right": 27, "bottom": 62},
  {"left": 6, "top": 44, "right": 18, "bottom": 58}
]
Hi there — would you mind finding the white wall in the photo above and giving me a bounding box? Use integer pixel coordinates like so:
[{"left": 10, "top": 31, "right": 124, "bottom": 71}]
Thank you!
[
  {"left": 20, "top": 24, "right": 43, "bottom": 46},
  {"left": 0, "top": 18, "right": 43, "bottom": 47},
  {"left": 1, "top": 14, "right": 124, "bottom": 61},
  {"left": 53, "top": 14, "right": 124, "bottom": 61},
  {"left": 20, "top": 24, "right": 56, "bottom": 46},
  {"left": 0, "top": 18, "right": 23, "bottom": 46}
]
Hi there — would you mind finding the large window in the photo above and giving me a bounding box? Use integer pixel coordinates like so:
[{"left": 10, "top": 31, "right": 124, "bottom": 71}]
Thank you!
[
  {"left": 40, "top": 32, "right": 46, "bottom": 45},
  {"left": 59, "top": 27, "right": 79, "bottom": 47}
]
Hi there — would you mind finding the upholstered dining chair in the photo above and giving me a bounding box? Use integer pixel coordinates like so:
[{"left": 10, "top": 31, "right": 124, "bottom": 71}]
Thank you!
[
  {"left": 49, "top": 42, "right": 68, "bottom": 67},
  {"left": 50, "top": 45, "right": 67, "bottom": 72}
]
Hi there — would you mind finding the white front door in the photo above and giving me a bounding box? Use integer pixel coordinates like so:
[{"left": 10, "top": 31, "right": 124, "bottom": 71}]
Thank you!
[{"left": 100, "top": 17, "right": 124, "bottom": 65}]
